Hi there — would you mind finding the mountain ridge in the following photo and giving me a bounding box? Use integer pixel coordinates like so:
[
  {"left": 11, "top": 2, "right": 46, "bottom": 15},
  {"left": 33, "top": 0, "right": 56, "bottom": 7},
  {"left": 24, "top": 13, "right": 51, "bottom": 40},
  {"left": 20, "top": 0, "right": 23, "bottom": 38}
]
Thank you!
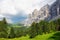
[{"left": 23, "top": 0, "right": 60, "bottom": 26}]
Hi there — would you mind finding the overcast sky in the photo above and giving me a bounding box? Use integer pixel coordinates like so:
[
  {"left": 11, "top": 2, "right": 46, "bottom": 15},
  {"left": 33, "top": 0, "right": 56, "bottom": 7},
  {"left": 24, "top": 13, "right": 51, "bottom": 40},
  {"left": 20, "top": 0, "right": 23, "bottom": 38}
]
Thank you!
[{"left": 0, "top": 0, "right": 56, "bottom": 23}]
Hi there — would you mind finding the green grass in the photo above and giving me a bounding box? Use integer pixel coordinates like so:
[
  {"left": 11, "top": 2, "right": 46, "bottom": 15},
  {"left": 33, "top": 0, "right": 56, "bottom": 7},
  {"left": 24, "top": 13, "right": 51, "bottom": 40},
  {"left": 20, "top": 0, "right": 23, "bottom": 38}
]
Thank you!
[
  {"left": 0, "top": 32, "right": 55, "bottom": 40},
  {"left": 49, "top": 31, "right": 60, "bottom": 40}
]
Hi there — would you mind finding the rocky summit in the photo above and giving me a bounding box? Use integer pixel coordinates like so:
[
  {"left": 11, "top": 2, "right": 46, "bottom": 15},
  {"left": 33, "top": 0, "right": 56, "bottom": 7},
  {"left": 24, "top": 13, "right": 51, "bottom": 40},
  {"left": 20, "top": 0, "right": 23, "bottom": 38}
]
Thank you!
[{"left": 24, "top": 0, "right": 60, "bottom": 26}]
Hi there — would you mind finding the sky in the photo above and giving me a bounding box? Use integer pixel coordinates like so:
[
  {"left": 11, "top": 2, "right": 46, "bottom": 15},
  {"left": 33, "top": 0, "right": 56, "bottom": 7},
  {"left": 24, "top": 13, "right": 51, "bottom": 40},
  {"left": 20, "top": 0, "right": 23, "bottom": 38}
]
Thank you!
[{"left": 0, "top": 0, "right": 56, "bottom": 23}]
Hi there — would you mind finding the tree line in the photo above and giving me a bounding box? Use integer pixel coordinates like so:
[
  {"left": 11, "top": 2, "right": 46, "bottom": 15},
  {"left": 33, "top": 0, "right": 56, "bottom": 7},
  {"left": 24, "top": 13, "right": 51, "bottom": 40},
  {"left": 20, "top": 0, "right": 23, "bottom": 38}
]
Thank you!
[
  {"left": 0, "top": 18, "right": 60, "bottom": 38},
  {"left": 29, "top": 19, "right": 60, "bottom": 38}
]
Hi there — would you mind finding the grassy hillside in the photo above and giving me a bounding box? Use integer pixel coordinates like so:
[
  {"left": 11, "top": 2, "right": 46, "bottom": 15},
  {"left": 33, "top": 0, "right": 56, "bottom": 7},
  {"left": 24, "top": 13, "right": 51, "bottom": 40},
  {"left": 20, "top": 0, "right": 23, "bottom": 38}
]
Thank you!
[
  {"left": 0, "top": 32, "right": 55, "bottom": 40},
  {"left": 0, "top": 31, "right": 60, "bottom": 40}
]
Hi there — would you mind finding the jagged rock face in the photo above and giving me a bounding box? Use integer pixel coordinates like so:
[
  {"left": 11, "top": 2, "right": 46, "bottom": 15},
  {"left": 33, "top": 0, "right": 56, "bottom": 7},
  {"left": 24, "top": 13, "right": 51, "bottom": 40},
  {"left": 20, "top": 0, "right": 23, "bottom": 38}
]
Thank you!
[
  {"left": 56, "top": 0, "right": 60, "bottom": 15},
  {"left": 50, "top": 0, "right": 60, "bottom": 19},
  {"left": 32, "top": 9, "right": 38, "bottom": 17},
  {"left": 24, "top": 0, "right": 60, "bottom": 26},
  {"left": 50, "top": 1, "right": 57, "bottom": 18},
  {"left": 30, "top": 4, "right": 50, "bottom": 23},
  {"left": 36, "top": 4, "right": 50, "bottom": 22},
  {"left": 38, "top": 5, "right": 50, "bottom": 18},
  {"left": 24, "top": 4, "right": 50, "bottom": 26},
  {"left": 56, "top": 0, "right": 60, "bottom": 5}
]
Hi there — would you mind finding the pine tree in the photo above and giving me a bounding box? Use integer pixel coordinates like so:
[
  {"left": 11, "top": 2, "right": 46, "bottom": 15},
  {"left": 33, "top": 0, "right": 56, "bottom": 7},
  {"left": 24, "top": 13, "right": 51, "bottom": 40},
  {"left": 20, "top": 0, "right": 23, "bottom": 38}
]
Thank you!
[
  {"left": 8, "top": 27, "right": 15, "bottom": 38},
  {"left": 29, "top": 22, "right": 37, "bottom": 38},
  {"left": 0, "top": 18, "right": 8, "bottom": 38},
  {"left": 49, "top": 21, "right": 56, "bottom": 32},
  {"left": 55, "top": 19, "right": 60, "bottom": 31}
]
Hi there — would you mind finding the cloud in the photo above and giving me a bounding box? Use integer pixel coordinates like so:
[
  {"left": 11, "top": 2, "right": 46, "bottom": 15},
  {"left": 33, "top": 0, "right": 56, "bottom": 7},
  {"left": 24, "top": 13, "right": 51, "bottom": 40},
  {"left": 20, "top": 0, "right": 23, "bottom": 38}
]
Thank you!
[
  {"left": 0, "top": 0, "right": 56, "bottom": 23},
  {"left": 0, "top": 0, "right": 55, "bottom": 15},
  {"left": 1, "top": 11, "right": 27, "bottom": 23},
  {"left": 6, "top": 18, "right": 13, "bottom": 23},
  {"left": 0, "top": 0, "right": 17, "bottom": 15}
]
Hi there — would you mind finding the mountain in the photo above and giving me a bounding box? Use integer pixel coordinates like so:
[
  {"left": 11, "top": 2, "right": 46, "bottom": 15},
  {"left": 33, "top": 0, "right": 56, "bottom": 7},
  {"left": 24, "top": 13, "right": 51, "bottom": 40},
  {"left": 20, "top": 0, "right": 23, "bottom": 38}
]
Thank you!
[
  {"left": 50, "top": 0, "right": 60, "bottom": 19},
  {"left": 24, "top": 0, "right": 60, "bottom": 26},
  {"left": 24, "top": 4, "right": 50, "bottom": 26},
  {"left": 49, "top": 0, "right": 60, "bottom": 21}
]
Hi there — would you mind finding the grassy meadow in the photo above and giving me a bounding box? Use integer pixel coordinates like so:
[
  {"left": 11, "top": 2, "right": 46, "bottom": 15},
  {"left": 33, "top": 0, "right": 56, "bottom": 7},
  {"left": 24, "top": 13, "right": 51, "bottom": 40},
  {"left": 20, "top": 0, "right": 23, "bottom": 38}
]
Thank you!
[{"left": 0, "top": 32, "right": 57, "bottom": 40}]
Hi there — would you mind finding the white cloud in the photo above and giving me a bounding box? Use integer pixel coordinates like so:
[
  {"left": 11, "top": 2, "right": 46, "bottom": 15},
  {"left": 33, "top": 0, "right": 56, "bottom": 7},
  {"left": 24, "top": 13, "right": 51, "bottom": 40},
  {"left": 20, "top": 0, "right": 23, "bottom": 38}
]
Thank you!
[
  {"left": 0, "top": 14, "right": 13, "bottom": 23},
  {"left": 0, "top": 0, "right": 17, "bottom": 15},
  {"left": 0, "top": 15, "right": 4, "bottom": 20},
  {"left": 0, "top": 0, "right": 56, "bottom": 23},
  {"left": 0, "top": 0, "right": 55, "bottom": 15},
  {"left": 0, "top": 15, "right": 4, "bottom": 17},
  {"left": 6, "top": 18, "right": 13, "bottom": 23}
]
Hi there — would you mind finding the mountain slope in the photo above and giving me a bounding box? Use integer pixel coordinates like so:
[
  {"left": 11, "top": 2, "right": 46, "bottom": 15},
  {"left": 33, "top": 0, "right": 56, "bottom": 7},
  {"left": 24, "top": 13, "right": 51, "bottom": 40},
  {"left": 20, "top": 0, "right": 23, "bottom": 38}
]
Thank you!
[{"left": 24, "top": 0, "right": 60, "bottom": 26}]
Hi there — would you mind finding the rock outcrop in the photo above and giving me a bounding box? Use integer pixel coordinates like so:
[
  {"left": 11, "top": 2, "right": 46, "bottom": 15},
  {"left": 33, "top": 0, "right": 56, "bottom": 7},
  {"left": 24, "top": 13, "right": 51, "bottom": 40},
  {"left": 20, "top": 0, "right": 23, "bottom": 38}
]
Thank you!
[{"left": 24, "top": 0, "right": 60, "bottom": 26}]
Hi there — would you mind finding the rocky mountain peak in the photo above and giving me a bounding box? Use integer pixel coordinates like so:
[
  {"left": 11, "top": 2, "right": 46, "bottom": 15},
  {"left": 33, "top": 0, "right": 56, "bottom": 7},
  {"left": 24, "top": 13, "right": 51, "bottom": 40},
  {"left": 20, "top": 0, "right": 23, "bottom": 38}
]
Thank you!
[
  {"left": 23, "top": 0, "right": 60, "bottom": 26},
  {"left": 32, "top": 9, "right": 38, "bottom": 17}
]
